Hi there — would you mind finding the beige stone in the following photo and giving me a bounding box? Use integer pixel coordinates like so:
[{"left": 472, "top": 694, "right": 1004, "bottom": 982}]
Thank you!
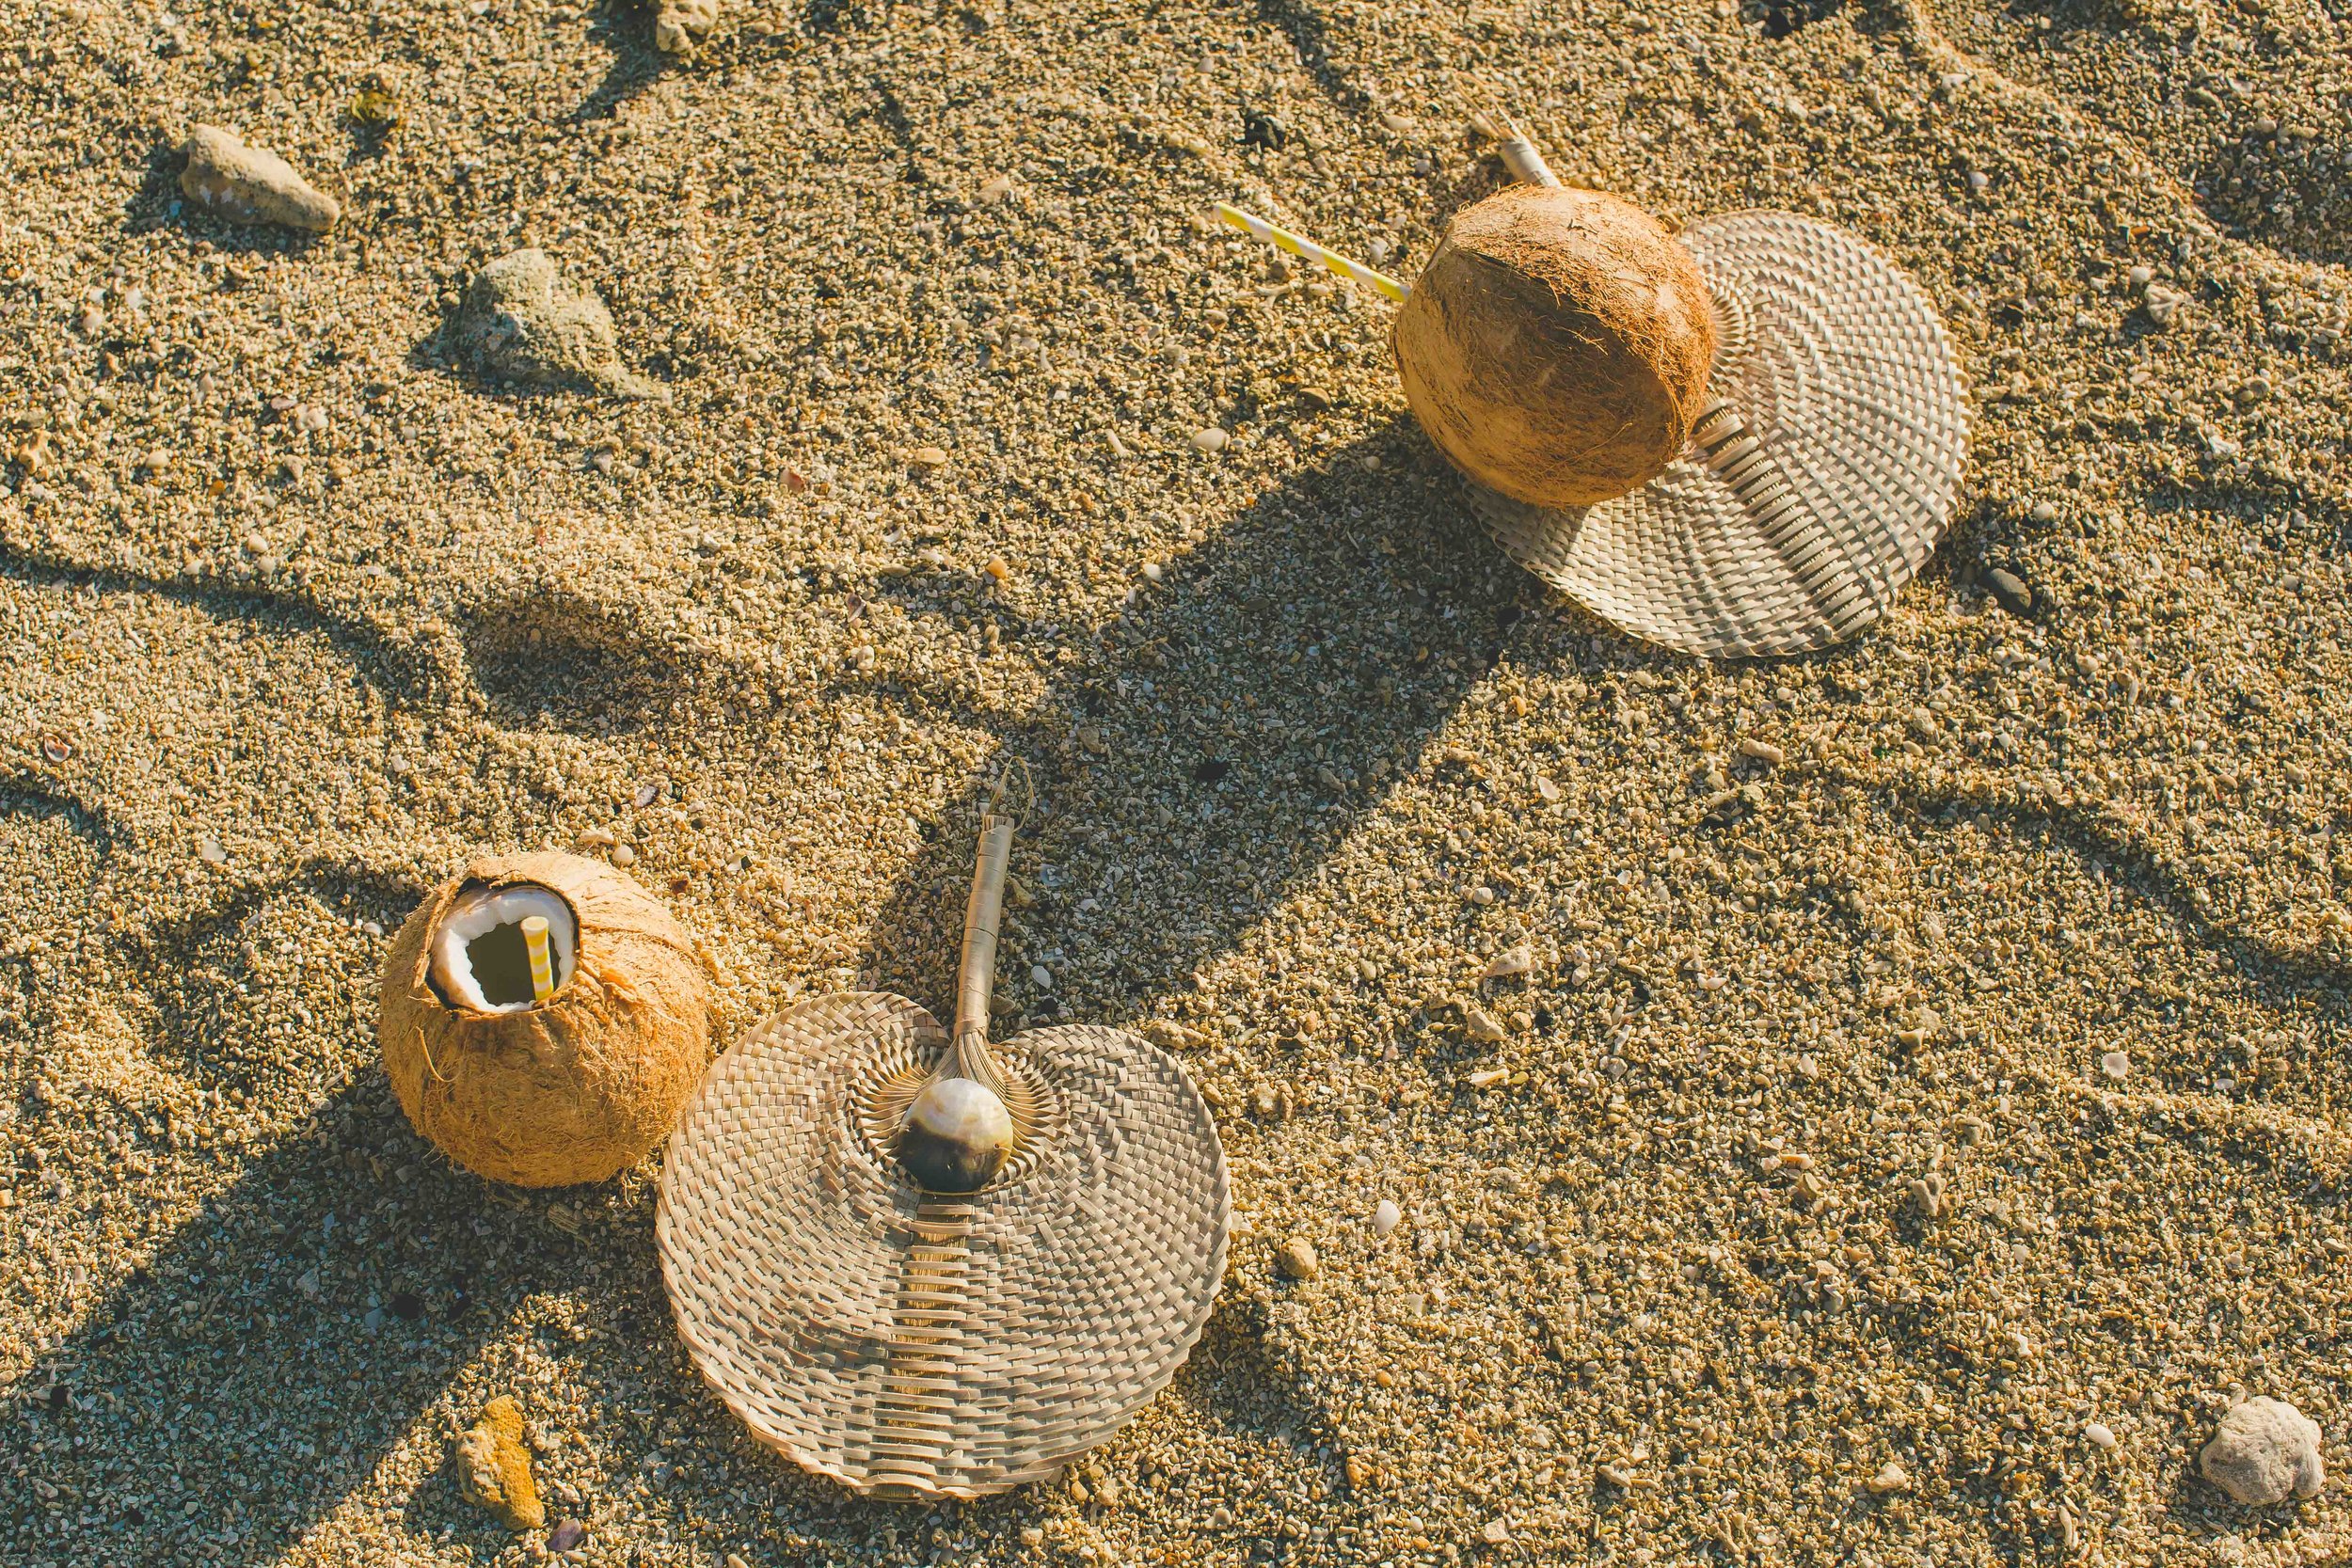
[{"left": 180, "top": 125, "right": 339, "bottom": 232}]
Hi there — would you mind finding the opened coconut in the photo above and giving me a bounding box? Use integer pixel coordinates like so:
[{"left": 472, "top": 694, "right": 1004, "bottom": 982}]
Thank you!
[
  {"left": 380, "top": 851, "right": 710, "bottom": 1186},
  {"left": 1392, "top": 183, "right": 1716, "bottom": 509}
]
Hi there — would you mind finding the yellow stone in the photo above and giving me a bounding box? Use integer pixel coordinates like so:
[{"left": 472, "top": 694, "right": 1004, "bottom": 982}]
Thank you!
[{"left": 455, "top": 1397, "right": 545, "bottom": 1530}]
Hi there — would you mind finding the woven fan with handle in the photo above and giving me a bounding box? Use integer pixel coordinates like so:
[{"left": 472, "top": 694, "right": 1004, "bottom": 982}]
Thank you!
[{"left": 656, "top": 778, "right": 1231, "bottom": 1499}]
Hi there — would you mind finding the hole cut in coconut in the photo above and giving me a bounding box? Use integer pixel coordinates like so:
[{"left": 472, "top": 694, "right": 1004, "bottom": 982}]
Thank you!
[{"left": 427, "top": 882, "right": 578, "bottom": 1012}]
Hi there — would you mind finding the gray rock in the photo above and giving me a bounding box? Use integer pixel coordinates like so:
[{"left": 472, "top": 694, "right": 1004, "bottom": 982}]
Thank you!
[
  {"left": 2201, "top": 1397, "right": 2324, "bottom": 1505},
  {"left": 1983, "top": 566, "right": 2034, "bottom": 617},
  {"left": 453, "top": 249, "right": 659, "bottom": 399},
  {"left": 180, "top": 125, "right": 340, "bottom": 232}
]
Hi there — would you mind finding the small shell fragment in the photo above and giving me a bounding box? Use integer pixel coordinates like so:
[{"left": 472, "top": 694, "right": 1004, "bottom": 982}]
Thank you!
[
  {"left": 180, "top": 124, "right": 341, "bottom": 231},
  {"left": 1479, "top": 943, "right": 1535, "bottom": 980}
]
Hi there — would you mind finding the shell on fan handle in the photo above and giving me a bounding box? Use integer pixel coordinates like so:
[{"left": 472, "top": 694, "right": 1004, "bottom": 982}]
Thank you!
[
  {"left": 1390, "top": 182, "right": 1720, "bottom": 513},
  {"left": 897, "top": 1075, "right": 1016, "bottom": 1193}
]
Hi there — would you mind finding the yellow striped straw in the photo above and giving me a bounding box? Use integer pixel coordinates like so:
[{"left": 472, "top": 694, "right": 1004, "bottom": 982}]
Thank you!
[
  {"left": 521, "top": 915, "right": 555, "bottom": 1003},
  {"left": 1214, "top": 202, "right": 1408, "bottom": 304}
]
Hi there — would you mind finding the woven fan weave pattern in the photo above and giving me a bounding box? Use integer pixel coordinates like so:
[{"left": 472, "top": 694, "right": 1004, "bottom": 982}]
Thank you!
[
  {"left": 657, "top": 992, "right": 1230, "bottom": 1499},
  {"left": 1472, "top": 210, "right": 1970, "bottom": 658}
]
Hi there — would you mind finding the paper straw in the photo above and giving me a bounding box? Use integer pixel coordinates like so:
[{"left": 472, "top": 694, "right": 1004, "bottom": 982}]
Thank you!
[
  {"left": 521, "top": 915, "right": 555, "bottom": 1003},
  {"left": 1470, "top": 112, "right": 1562, "bottom": 189},
  {"left": 1214, "top": 203, "right": 1407, "bottom": 304}
]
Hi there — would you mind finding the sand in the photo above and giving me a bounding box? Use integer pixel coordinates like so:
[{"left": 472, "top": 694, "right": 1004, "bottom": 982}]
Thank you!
[{"left": 5, "top": 0, "right": 2352, "bottom": 1563}]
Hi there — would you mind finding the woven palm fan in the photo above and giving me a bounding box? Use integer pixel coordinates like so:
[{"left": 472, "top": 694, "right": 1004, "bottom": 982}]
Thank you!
[
  {"left": 656, "top": 782, "right": 1231, "bottom": 1500},
  {"left": 1219, "top": 122, "right": 1968, "bottom": 659}
]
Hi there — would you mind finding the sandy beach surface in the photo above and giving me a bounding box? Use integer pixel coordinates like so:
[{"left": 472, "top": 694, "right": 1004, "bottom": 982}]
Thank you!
[{"left": 7, "top": 0, "right": 2352, "bottom": 1563}]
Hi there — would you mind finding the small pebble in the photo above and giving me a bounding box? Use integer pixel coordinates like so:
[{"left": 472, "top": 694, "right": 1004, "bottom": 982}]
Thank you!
[
  {"left": 909, "top": 445, "right": 950, "bottom": 468},
  {"left": 1190, "top": 427, "right": 1229, "bottom": 453},
  {"left": 2100, "top": 1051, "right": 2130, "bottom": 1081},
  {"left": 1983, "top": 566, "right": 2034, "bottom": 617},
  {"left": 547, "top": 1518, "right": 588, "bottom": 1553},
  {"left": 1461, "top": 1004, "right": 1506, "bottom": 1042},
  {"left": 611, "top": 845, "right": 637, "bottom": 867},
  {"left": 1373, "top": 1198, "right": 1402, "bottom": 1237},
  {"left": 1867, "top": 1461, "right": 1910, "bottom": 1494},
  {"left": 1277, "top": 1236, "right": 1319, "bottom": 1281},
  {"left": 1142, "top": 1019, "right": 1207, "bottom": 1052},
  {"left": 1737, "top": 736, "right": 1784, "bottom": 767},
  {"left": 2085, "top": 1421, "right": 2118, "bottom": 1452},
  {"left": 1479, "top": 943, "right": 1534, "bottom": 979}
]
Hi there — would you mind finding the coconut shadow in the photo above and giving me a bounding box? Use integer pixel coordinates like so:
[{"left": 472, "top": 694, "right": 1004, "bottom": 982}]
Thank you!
[{"left": 850, "top": 420, "right": 1616, "bottom": 1040}]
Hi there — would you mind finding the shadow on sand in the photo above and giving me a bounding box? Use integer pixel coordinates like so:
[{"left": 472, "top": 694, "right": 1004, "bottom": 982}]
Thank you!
[
  {"left": 853, "top": 420, "right": 1594, "bottom": 1034},
  {"left": 2, "top": 422, "right": 1595, "bottom": 1560}
]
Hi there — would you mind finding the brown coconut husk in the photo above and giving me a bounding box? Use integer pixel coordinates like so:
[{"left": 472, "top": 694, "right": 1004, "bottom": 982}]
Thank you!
[
  {"left": 1392, "top": 184, "right": 1717, "bottom": 509},
  {"left": 379, "top": 851, "right": 711, "bottom": 1187}
]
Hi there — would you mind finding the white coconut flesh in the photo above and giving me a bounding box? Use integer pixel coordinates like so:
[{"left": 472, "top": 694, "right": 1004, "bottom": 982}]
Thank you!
[{"left": 426, "top": 882, "right": 579, "bottom": 1012}]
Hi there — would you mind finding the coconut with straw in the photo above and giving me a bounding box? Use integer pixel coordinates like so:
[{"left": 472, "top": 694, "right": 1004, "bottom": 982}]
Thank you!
[
  {"left": 1213, "top": 117, "right": 1968, "bottom": 658},
  {"left": 1392, "top": 182, "right": 1717, "bottom": 509},
  {"left": 379, "top": 851, "right": 711, "bottom": 1187}
]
